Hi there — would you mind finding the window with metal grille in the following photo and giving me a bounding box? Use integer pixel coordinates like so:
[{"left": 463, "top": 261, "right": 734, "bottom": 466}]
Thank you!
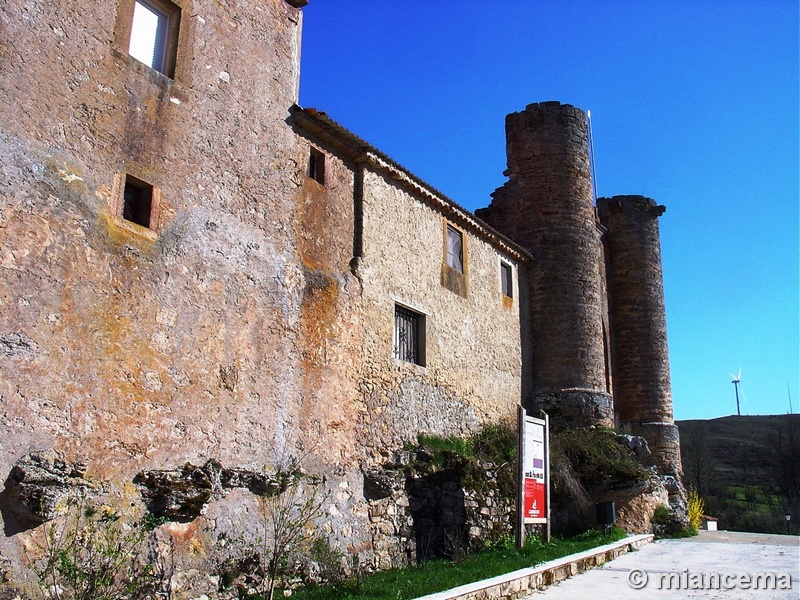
[
  {"left": 129, "top": 0, "right": 180, "bottom": 77},
  {"left": 393, "top": 305, "right": 425, "bottom": 366},
  {"left": 501, "top": 261, "right": 513, "bottom": 298},
  {"left": 446, "top": 225, "right": 463, "bottom": 273}
]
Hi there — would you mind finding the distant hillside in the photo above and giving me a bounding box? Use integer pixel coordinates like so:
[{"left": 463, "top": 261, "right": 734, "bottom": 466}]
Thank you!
[{"left": 677, "top": 414, "right": 800, "bottom": 534}]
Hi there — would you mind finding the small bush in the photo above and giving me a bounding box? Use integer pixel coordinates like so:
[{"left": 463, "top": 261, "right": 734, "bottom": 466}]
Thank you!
[
  {"left": 306, "top": 535, "right": 346, "bottom": 585},
  {"left": 471, "top": 423, "right": 516, "bottom": 465},
  {"left": 686, "top": 487, "right": 705, "bottom": 530},
  {"left": 652, "top": 504, "right": 696, "bottom": 539},
  {"left": 652, "top": 504, "right": 671, "bottom": 523},
  {"left": 29, "top": 498, "right": 158, "bottom": 600}
]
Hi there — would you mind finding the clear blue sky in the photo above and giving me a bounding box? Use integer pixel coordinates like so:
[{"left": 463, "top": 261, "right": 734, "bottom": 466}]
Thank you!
[{"left": 298, "top": 1, "right": 799, "bottom": 421}]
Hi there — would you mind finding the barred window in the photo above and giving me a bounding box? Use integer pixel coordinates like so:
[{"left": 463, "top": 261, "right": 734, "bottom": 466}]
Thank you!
[
  {"left": 393, "top": 305, "right": 425, "bottom": 366},
  {"left": 446, "top": 225, "right": 463, "bottom": 273}
]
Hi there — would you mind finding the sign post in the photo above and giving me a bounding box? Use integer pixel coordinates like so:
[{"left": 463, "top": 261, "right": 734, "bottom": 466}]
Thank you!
[{"left": 516, "top": 406, "right": 550, "bottom": 548}]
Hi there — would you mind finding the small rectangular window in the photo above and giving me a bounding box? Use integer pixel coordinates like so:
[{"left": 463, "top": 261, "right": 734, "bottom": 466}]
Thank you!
[
  {"left": 123, "top": 175, "right": 154, "bottom": 228},
  {"left": 446, "top": 225, "right": 463, "bottom": 273},
  {"left": 501, "top": 261, "right": 513, "bottom": 298},
  {"left": 308, "top": 148, "right": 325, "bottom": 184},
  {"left": 393, "top": 305, "right": 425, "bottom": 366},
  {"left": 129, "top": 0, "right": 180, "bottom": 77}
]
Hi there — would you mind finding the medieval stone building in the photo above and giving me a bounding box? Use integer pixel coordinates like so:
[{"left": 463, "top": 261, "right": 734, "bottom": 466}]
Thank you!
[{"left": 0, "top": 0, "right": 681, "bottom": 593}]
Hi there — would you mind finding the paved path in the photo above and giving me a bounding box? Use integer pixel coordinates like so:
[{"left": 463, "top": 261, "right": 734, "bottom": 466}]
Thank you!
[{"left": 527, "top": 531, "right": 800, "bottom": 598}]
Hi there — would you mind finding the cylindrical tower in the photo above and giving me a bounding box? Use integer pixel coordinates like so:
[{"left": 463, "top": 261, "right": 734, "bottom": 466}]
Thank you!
[
  {"left": 477, "top": 101, "right": 611, "bottom": 425},
  {"left": 597, "top": 195, "right": 681, "bottom": 474}
]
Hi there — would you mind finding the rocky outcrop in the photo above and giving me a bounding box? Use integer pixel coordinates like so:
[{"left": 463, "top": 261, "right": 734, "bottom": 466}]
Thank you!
[
  {"left": 133, "top": 460, "right": 297, "bottom": 521},
  {"left": 6, "top": 450, "right": 93, "bottom": 523},
  {"left": 602, "top": 475, "right": 669, "bottom": 534},
  {"left": 615, "top": 433, "right": 651, "bottom": 459},
  {"left": 363, "top": 467, "right": 404, "bottom": 501}
]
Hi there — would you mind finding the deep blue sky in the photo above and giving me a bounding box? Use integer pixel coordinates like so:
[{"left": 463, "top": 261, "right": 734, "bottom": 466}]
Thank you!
[{"left": 298, "top": 1, "right": 799, "bottom": 421}]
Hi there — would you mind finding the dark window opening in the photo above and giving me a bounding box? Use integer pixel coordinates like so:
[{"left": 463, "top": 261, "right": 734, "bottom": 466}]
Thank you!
[
  {"left": 308, "top": 148, "right": 325, "bottom": 184},
  {"left": 129, "top": 0, "right": 180, "bottom": 77},
  {"left": 123, "top": 175, "right": 153, "bottom": 228},
  {"left": 446, "top": 225, "right": 463, "bottom": 273},
  {"left": 393, "top": 305, "right": 425, "bottom": 366},
  {"left": 501, "top": 261, "right": 513, "bottom": 298}
]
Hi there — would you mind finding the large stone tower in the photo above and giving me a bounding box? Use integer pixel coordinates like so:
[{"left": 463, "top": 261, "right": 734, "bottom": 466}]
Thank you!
[
  {"left": 477, "top": 101, "right": 613, "bottom": 426},
  {"left": 597, "top": 195, "right": 681, "bottom": 475},
  {"left": 478, "top": 102, "right": 681, "bottom": 479}
]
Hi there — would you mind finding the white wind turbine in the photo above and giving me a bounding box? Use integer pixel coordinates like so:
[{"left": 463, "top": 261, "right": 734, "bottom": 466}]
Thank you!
[{"left": 729, "top": 368, "right": 742, "bottom": 416}]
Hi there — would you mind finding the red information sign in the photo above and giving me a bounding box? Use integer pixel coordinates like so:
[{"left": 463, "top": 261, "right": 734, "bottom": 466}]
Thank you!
[
  {"left": 520, "top": 411, "right": 549, "bottom": 526},
  {"left": 524, "top": 478, "right": 545, "bottom": 520}
]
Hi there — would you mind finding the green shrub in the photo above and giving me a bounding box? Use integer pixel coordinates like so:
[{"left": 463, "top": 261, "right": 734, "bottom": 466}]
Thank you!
[
  {"left": 651, "top": 504, "right": 696, "bottom": 538},
  {"left": 551, "top": 427, "right": 648, "bottom": 491},
  {"left": 29, "top": 498, "right": 158, "bottom": 600}
]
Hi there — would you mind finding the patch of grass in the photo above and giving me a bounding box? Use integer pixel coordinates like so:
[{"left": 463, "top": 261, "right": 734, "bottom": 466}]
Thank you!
[
  {"left": 288, "top": 527, "right": 626, "bottom": 600},
  {"left": 412, "top": 423, "right": 516, "bottom": 470}
]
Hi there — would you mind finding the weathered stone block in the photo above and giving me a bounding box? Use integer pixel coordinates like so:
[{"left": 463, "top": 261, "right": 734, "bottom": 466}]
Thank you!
[{"left": 6, "top": 450, "right": 92, "bottom": 523}]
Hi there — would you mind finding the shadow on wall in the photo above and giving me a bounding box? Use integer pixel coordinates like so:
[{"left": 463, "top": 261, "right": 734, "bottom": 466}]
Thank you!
[
  {"left": 0, "top": 476, "right": 29, "bottom": 537},
  {"left": 406, "top": 470, "right": 468, "bottom": 562}
]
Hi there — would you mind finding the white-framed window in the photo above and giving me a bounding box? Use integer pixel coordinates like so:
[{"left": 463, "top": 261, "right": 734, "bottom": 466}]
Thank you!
[
  {"left": 446, "top": 224, "right": 463, "bottom": 273},
  {"left": 128, "top": 0, "right": 180, "bottom": 77}
]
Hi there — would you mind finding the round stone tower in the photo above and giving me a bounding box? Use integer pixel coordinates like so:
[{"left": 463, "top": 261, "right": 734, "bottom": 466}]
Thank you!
[
  {"left": 476, "top": 101, "right": 612, "bottom": 425},
  {"left": 597, "top": 195, "right": 681, "bottom": 475}
]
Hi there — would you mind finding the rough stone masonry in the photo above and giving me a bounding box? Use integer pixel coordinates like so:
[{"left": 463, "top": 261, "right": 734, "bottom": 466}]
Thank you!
[{"left": 0, "top": 0, "right": 683, "bottom": 595}]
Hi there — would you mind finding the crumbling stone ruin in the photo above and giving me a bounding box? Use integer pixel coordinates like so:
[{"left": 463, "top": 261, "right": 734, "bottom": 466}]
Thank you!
[{"left": 0, "top": 0, "right": 684, "bottom": 594}]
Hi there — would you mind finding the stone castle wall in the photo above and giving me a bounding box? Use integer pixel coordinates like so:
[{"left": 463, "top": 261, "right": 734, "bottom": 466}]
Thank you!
[
  {"left": 356, "top": 166, "right": 527, "bottom": 457},
  {"left": 0, "top": 0, "right": 319, "bottom": 477},
  {"left": 0, "top": 0, "right": 683, "bottom": 592},
  {"left": 0, "top": 0, "right": 534, "bottom": 588},
  {"left": 0, "top": 0, "right": 370, "bottom": 587}
]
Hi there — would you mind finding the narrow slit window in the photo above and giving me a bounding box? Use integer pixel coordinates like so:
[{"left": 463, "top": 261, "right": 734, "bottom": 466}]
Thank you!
[
  {"left": 123, "top": 175, "right": 154, "bottom": 228},
  {"left": 446, "top": 225, "right": 463, "bottom": 273},
  {"left": 501, "top": 261, "right": 513, "bottom": 298},
  {"left": 129, "top": 0, "right": 180, "bottom": 77},
  {"left": 308, "top": 148, "right": 325, "bottom": 184},
  {"left": 393, "top": 305, "right": 425, "bottom": 366}
]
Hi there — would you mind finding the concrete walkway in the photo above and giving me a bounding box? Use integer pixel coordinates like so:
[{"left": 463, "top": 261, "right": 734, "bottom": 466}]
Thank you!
[{"left": 527, "top": 530, "right": 800, "bottom": 598}]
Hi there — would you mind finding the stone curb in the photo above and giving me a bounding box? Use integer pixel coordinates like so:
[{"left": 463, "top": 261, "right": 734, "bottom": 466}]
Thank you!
[{"left": 413, "top": 533, "right": 654, "bottom": 600}]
